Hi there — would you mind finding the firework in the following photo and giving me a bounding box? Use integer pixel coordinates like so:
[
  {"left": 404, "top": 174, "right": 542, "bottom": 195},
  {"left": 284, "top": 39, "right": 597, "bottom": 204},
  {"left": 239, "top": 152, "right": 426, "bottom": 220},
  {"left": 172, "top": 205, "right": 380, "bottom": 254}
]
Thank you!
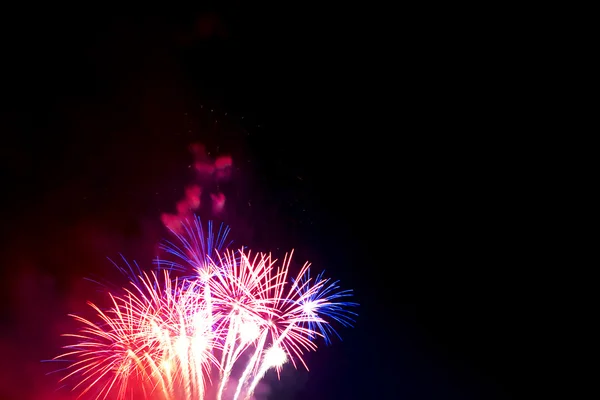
[
  {"left": 54, "top": 218, "right": 358, "bottom": 400},
  {"left": 159, "top": 218, "right": 232, "bottom": 280}
]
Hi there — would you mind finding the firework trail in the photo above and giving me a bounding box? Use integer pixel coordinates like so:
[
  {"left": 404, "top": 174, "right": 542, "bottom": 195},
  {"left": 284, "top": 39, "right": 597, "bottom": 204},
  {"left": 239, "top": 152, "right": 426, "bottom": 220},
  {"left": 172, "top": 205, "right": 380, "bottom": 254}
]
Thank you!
[
  {"left": 53, "top": 217, "right": 358, "bottom": 399},
  {"left": 54, "top": 269, "right": 219, "bottom": 400}
]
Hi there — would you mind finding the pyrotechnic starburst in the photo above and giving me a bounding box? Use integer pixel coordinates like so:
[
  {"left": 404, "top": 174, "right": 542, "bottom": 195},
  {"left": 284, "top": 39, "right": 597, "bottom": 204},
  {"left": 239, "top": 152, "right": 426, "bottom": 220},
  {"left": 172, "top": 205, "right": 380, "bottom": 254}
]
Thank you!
[
  {"left": 159, "top": 218, "right": 232, "bottom": 280},
  {"left": 53, "top": 217, "right": 357, "bottom": 400}
]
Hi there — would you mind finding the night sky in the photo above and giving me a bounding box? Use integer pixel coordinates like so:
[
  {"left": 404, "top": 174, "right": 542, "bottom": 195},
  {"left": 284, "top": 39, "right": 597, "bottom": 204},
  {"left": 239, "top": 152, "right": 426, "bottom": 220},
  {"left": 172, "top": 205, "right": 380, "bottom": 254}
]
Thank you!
[{"left": 0, "top": 5, "right": 528, "bottom": 399}]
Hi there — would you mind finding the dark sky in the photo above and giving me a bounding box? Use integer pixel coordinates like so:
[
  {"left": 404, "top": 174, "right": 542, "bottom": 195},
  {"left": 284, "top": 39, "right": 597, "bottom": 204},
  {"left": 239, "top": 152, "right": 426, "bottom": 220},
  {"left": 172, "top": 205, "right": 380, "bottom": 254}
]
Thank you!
[{"left": 0, "top": 5, "right": 529, "bottom": 400}]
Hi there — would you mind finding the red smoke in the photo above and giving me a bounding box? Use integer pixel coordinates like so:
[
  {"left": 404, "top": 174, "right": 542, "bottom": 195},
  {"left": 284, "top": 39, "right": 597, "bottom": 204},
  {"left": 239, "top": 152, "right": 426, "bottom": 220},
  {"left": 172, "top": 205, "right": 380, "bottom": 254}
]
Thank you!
[{"left": 161, "top": 142, "right": 232, "bottom": 233}]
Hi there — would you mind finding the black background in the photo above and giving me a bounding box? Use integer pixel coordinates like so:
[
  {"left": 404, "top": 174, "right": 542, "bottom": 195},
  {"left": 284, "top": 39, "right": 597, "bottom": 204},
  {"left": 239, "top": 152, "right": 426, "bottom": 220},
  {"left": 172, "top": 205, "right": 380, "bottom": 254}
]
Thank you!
[{"left": 0, "top": 4, "right": 535, "bottom": 399}]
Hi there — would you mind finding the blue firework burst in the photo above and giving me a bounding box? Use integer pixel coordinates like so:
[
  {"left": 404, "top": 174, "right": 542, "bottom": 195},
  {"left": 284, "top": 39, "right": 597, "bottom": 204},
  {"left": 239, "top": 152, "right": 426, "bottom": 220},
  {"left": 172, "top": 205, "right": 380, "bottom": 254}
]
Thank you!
[{"left": 292, "top": 269, "right": 359, "bottom": 345}]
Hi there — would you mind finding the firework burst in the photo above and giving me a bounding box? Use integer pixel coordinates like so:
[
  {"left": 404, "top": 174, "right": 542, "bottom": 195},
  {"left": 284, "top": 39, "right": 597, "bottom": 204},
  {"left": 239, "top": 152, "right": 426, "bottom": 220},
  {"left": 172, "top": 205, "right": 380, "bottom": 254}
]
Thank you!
[{"left": 53, "top": 218, "right": 357, "bottom": 400}]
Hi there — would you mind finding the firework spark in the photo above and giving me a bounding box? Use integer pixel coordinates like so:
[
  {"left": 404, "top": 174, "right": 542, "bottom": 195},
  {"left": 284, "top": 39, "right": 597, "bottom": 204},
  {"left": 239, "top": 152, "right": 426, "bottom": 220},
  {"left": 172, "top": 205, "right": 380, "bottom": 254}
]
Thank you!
[{"left": 53, "top": 218, "right": 357, "bottom": 400}]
